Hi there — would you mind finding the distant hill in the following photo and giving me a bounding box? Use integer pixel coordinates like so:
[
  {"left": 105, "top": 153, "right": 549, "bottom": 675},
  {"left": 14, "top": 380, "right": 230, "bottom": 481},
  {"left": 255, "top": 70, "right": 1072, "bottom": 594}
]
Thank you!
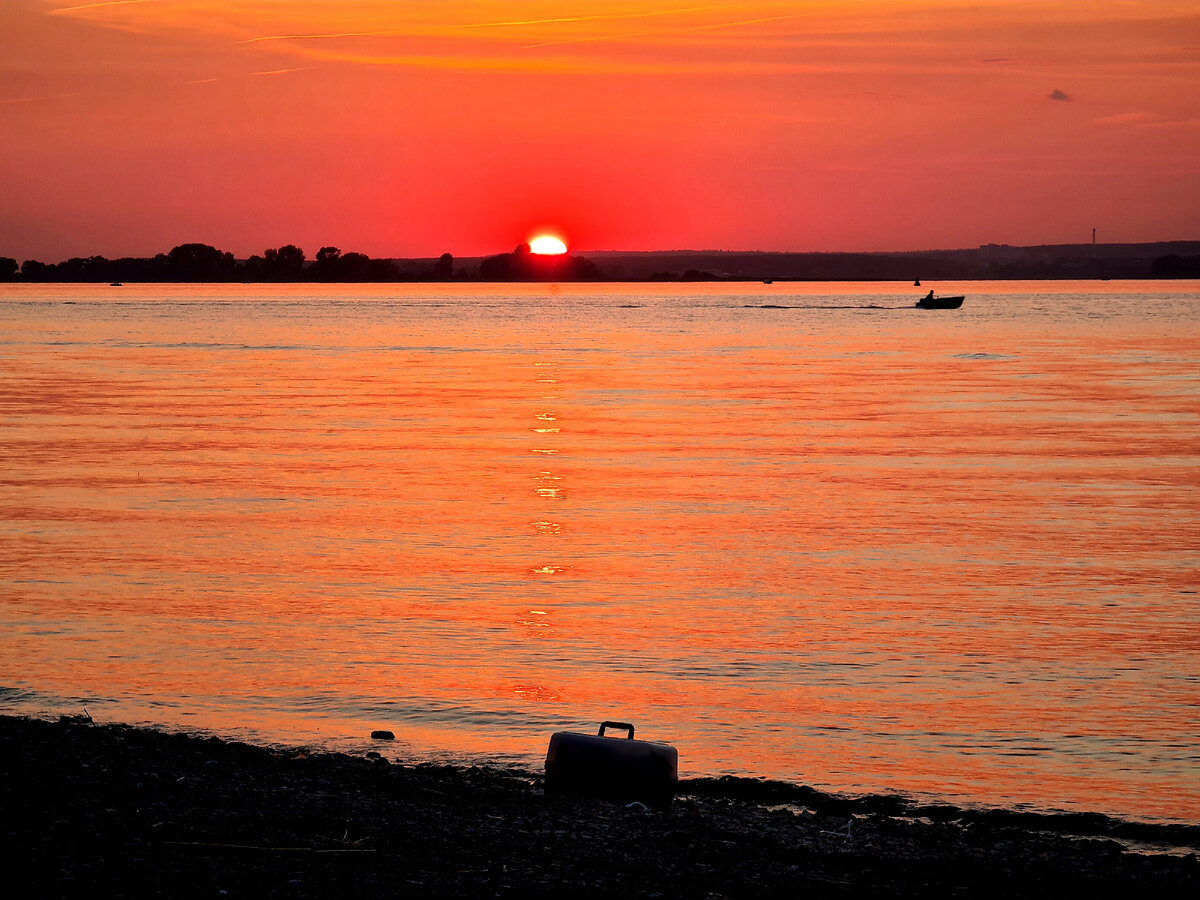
[{"left": 547, "top": 242, "right": 1200, "bottom": 281}]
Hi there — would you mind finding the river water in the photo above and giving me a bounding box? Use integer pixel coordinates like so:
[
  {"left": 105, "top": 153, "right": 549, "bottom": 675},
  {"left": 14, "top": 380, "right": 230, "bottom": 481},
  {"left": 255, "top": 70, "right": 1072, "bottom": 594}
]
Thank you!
[{"left": 1, "top": 280, "right": 1197, "bottom": 824}]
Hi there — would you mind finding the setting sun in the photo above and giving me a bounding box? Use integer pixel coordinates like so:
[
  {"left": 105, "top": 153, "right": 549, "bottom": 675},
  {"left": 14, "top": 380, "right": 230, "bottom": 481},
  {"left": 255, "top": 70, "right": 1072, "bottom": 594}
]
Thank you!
[{"left": 529, "top": 235, "right": 567, "bottom": 255}]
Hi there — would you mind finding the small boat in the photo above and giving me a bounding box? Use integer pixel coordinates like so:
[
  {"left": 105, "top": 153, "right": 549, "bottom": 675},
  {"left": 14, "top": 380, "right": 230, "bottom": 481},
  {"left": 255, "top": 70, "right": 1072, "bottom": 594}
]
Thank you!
[{"left": 915, "top": 294, "right": 964, "bottom": 309}]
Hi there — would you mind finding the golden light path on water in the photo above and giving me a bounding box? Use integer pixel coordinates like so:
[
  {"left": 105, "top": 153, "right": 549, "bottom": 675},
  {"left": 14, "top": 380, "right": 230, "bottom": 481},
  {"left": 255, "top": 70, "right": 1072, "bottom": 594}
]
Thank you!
[{"left": 0, "top": 280, "right": 1197, "bottom": 824}]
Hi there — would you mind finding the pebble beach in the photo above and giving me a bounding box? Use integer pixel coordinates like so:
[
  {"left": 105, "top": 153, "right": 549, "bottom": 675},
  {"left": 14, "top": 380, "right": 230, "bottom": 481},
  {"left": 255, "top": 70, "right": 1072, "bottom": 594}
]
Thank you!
[{"left": 2, "top": 714, "right": 1196, "bottom": 898}]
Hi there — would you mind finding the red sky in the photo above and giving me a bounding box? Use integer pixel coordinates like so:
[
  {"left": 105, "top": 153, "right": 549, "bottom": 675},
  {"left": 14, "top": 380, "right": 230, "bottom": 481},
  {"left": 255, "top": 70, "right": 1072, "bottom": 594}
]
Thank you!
[{"left": 2, "top": 1, "right": 1198, "bottom": 261}]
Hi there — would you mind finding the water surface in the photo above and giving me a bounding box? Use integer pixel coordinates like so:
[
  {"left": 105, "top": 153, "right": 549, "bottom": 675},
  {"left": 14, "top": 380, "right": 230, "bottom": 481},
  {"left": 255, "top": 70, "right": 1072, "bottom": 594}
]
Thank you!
[{"left": 1, "top": 280, "right": 1197, "bottom": 823}]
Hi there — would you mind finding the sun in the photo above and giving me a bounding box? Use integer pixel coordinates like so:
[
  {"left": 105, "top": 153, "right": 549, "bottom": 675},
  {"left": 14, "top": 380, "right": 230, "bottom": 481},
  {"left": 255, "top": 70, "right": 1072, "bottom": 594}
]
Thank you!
[{"left": 529, "top": 235, "right": 567, "bottom": 255}]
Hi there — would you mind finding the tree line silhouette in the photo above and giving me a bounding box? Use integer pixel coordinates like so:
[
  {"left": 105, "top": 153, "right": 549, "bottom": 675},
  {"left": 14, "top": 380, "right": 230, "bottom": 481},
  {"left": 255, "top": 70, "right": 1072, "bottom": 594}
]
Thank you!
[
  {"left": 478, "top": 243, "right": 604, "bottom": 281},
  {"left": 0, "top": 243, "right": 466, "bottom": 283},
  {"left": 1, "top": 242, "right": 610, "bottom": 282}
]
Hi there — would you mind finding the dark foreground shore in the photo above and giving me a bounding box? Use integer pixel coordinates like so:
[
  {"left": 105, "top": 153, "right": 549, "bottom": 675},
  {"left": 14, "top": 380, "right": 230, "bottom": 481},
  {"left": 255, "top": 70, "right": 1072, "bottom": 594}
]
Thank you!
[{"left": 2, "top": 715, "right": 1195, "bottom": 898}]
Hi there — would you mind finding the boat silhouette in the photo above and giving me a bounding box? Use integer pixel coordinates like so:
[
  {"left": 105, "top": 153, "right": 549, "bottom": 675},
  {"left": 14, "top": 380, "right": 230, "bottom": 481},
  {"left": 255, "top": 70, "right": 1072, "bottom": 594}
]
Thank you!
[{"left": 915, "top": 292, "right": 964, "bottom": 309}]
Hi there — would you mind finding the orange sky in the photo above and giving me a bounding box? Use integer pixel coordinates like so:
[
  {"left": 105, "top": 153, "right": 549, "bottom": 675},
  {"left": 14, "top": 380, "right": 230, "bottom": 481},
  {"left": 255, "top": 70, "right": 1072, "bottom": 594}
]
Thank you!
[{"left": 2, "top": 0, "right": 1198, "bottom": 260}]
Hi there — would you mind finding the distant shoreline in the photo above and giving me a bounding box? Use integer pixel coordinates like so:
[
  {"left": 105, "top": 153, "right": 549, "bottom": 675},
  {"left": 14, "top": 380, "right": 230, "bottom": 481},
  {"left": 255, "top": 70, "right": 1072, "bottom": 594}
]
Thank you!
[
  {"left": 4, "top": 240, "right": 1199, "bottom": 284},
  {"left": 3, "top": 714, "right": 1196, "bottom": 897},
  {"left": 4, "top": 275, "right": 1200, "bottom": 284}
]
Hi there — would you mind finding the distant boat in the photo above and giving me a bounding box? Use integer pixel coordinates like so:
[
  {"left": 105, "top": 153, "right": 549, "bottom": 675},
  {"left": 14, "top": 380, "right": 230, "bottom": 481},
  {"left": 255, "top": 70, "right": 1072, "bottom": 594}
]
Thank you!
[
  {"left": 763, "top": 278, "right": 773, "bottom": 284},
  {"left": 110, "top": 282, "right": 122, "bottom": 286},
  {"left": 915, "top": 294, "right": 964, "bottom": 309}
]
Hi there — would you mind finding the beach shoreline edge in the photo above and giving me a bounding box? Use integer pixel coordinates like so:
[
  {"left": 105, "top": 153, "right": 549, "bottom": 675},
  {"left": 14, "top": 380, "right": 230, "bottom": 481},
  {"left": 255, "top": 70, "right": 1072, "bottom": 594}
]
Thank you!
[{"left": 2, "top": 714, "right": 1196, "bottom": 897}]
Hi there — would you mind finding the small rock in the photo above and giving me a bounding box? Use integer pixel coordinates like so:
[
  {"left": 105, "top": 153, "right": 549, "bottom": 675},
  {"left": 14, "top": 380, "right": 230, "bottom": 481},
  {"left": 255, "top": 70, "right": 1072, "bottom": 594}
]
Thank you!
[{"left": 370, "top": 730, "right": 395, "bottom": 741}]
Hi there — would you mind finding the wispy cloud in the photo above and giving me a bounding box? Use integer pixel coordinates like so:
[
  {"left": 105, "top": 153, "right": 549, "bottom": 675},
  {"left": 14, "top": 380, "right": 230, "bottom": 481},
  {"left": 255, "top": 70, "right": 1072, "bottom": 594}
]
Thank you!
[
  {"left": 451, "top": 5, "right": 739, "bottom": 32},
  {"left": 1091, "top": 112, "right": 1200, "bottom": 133},
  {"left": 232, "top": 4, "right": 745, "bottom": 46},
  {"left": 236, "top": 31, "right": 398, "bottom": 46},
  {"left": 1137, "top": 117, "right": 1200, "bottom": 129},
  {"left": 0, "top": 91, "right": 83, "bottom": 105},
  {"left": 519, "top": 13, "right": 799, "bottom": 50},
  {"left": 50, "top": 0, "right": 161, "bottom": 13},
  {"left": 1091, "top": 111, "right": 1150, "bottom": 125},
  {"left": 41, "top": 0, "right": 1200, "bottom": 89}
]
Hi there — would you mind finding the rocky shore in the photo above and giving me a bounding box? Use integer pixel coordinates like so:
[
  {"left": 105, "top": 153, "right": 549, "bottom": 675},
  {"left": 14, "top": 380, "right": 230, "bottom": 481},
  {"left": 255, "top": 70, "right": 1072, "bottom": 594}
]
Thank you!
[{"left": 2, "top": 714, "right": 1195, "bottom": 898}]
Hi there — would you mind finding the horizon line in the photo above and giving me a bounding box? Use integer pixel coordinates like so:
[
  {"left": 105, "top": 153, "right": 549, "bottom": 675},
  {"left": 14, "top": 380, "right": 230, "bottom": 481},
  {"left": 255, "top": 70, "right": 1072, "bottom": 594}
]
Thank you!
[{"left": 8, "top": 238, "right": 1200, "bottom": 265}]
